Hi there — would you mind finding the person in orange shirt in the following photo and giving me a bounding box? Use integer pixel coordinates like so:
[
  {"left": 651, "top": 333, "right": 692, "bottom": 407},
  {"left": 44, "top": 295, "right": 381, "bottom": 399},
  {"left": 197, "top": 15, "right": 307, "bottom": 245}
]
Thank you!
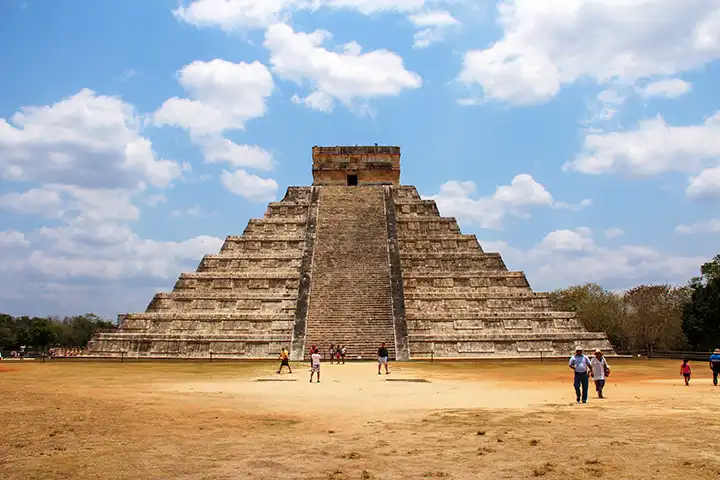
[{"left": 277, "top": 347, "right": 292, "bottom": 374}]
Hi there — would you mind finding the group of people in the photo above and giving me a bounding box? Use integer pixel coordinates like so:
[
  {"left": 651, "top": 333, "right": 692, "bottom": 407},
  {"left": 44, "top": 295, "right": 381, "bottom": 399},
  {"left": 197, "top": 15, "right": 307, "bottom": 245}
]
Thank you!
[
  {"left": 275, "top": 342, "right": 392, "bottom": 382},
  {"left": 570, "top": 346, "right": 720, "bottom": 403},
  {"left": 680, "top": 348, "right": 720, "bottom": 386},
  {"left": 568, "top": 346, "right": 610, "bottom": 403},
  {"left": 327, "top": 344, "right": 347, "bottom": 364}
]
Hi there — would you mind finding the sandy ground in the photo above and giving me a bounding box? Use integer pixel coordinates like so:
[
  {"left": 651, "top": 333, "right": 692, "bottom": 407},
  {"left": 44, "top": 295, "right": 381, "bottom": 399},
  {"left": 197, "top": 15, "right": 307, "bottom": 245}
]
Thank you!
[{"left": 1, "top": 358, "right": 719, "bottom": 479}]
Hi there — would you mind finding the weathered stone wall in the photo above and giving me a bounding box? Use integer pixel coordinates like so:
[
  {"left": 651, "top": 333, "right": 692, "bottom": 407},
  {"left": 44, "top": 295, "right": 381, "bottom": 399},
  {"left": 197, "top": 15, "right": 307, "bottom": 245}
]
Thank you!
[
  {"left": 87, "top": 187, "right": 314, "bottom": 359},
  {"left": 392, "top": 186, "right": 614, "bottom": 358}
]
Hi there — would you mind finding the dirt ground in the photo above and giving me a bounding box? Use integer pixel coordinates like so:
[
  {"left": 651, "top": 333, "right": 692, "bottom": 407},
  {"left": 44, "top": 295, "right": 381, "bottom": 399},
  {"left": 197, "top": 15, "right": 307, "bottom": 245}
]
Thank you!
[{"left": 1, "top": 358, "right": 719, "bottom": 480}]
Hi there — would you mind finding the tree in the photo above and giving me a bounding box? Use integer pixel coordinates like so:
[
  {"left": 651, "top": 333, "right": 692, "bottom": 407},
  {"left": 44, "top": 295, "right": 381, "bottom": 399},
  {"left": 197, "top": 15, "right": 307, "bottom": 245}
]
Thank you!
[
  {"left": 623, "top": 285, "right": 688, "bottom": 352},
  {"left": 549, "top": 283, "right": 626, "bottom": 349},
  {"left": 682, "top": 254, "right": 720, "bottom": 351},
  {"left": 27, "top": 317, "right": 58, "bottom": 350}
]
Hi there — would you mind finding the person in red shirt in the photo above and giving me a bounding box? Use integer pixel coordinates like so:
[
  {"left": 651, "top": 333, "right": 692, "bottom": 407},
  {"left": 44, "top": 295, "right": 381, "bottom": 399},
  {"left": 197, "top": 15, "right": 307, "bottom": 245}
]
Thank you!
[{"left": 681, "top": 359, "right": 692, "bottom": 386}]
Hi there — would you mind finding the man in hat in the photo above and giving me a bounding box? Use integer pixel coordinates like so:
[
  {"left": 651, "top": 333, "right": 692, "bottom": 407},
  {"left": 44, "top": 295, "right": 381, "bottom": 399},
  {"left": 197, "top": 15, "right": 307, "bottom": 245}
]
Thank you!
[
  {"left": 710, "top": 349, "right": 720, "bottom": 386},
  {"left": 569, "top": 346, "right": 592, "bottom": 403},
  {"left": 590, "top": 348, "right": 610, "bottom": 399}
]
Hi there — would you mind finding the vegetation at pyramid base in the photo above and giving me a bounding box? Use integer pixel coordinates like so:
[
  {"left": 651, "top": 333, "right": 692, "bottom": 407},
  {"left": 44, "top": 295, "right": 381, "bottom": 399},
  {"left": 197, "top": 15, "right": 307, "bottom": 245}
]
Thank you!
[
  {"left": 550, "top": 254, "right": 720, "bottom": 353},
  {"left": 0, "top": 313, "right": 116, "bottom": 352}
]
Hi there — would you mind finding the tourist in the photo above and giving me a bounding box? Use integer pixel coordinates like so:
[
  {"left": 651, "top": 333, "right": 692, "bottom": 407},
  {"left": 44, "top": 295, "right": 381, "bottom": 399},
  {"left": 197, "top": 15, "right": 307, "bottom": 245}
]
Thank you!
[
  {"left": 710, "top": 349, "right": 720, "bottom": 386},
  {"left": 681, "top": 359, "right": 692, "bottom": 386},
  {"left": 340, "top": 345, "right": 347, "bottom": 364},
  {"left": 378, "top": 342, "right": 390, "bottom": 375},
  {"left": 335, "top": 345, "right": 342, "bottom": 363},
  {"left": 590, "top": 349, "right": 610, "bottom": 398},
  {"left": 328, "top": 344, "right": 335, "bottom": 365},
  {"left": 310, "top": 348, "right": 321, "bottom": 383},
  {"left": 277, "top": 347, "right": 292, "bottom": 374},
  {"left": 569, "top": 346, "right": 592, "bottom": 404}
]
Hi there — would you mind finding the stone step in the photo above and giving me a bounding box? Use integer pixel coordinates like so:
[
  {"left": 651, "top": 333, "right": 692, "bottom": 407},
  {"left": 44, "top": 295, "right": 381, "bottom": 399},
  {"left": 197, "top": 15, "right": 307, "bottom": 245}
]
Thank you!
[
  {"left": 122, "top": 312, "right": 295, "bottom": 321},
  {"left": 405, "top": 291, "right": 551, "bottom": 300},
  {"left": 408, "top": 331, "right": 612, "bottom": 342},
  {"left": 180, "top": 271, "right": 300, "bottom": 280}
]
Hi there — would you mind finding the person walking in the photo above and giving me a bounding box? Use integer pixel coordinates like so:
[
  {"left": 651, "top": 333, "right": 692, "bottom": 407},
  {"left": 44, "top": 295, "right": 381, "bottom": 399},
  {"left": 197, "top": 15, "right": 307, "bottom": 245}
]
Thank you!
[
  {"left": 378, "top": 342, "right": 390, "bottom": 375},
  {"left": 340, "top": 345, "right": 347, "bottom": 364},
  {"left": 569, "top": 346, "right": 592, "bottom": 404},
  {"left": 310, "top": 348, "right": 321, "bottom": 383},
  {"left": 590, "top": 348, "right": 610, "bottom": 398},
  {"left": 681, "top": 359, "right": 692, "bottom": 386},
  {"left": 710, "top": 349, "right": 720, "bottom": 386},
  {"left": 276, "top": 347, "right": 292, "bottom": 374}
]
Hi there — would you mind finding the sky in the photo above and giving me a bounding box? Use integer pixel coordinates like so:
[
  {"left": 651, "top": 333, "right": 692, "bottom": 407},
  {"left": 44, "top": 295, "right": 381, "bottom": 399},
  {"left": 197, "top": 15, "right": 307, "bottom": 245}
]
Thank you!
[{"left": 1, "top": 0, "right": 719, "bottom": 320}]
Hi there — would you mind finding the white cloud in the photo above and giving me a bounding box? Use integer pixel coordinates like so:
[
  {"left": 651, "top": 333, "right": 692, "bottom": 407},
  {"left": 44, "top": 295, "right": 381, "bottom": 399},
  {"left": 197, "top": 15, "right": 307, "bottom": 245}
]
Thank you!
[
  {"left": 0, "top": 89, "right": 183, "bottom": 189},
  {"left": 457, "top": 1, "right": 720, "bottom": 105},
  {"left": 409, "top": 9, "right": 460, "bottom": 48},
  {"left": 565, "top": 112, "right": 720, "bottom": 177},
  {"left": 604, "top": 228, "right": 625, "bottom": 239},
  {"left": 171, "top": 205, "right": 212, "bottom": 217},
  {"left": 429, "top": 174, "right": 587, "bottom": 230},
  {"left": 174, "top": 0, "right": 301, "bottom": 30},
  {"left": 482, "top": 228, "right": 706, "bottom": 291},
  {"left": 639, "top": 78, "right": 693, "bottom": 99},
  {"left": 202, "top": 138, "right": 274, "bottom": 170},
  {"left": 324, "top": 0, "right": 425, "bottom": 14},
  {"left": 686, "top": 165, "right": 720, "bottom": 199},
  {"left": 0, "top": 231, "right": 30, "bottom": 249},
  {"left": 173, "top": 0, "right": 430, "bottom": 32},
  {"left": 554, "top": 198, "right": 593, "bottom": 211},
  {"left": 676, "top": 219, "right": 720, "bottom": 235},
  {"left": 220, "top": 169, "right": 278, "bottom": 202},
  {"left": 154, "top": 59, "right": 274, "bottom": 136},
  {"left": 291, "top": 91, "right": 335, "bottom": 113},
  {"left": 0, "top": 188, "right": 65, "bottom": 218},
  {"left": 0, "top": 90, "right": 222, "bottom": 318},
  {"left": 264, "top": 23, "right": 422, "bottom": 113}
]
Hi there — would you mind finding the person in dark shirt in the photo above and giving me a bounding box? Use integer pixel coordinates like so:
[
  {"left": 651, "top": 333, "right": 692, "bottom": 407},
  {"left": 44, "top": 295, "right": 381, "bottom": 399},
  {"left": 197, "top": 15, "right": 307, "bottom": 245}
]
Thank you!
[
  {"left": 710, "top": 348, "right": 720, "bottom": 386},
  {"left": 377, "top": 342, "right": 390, "bottom": 375}
]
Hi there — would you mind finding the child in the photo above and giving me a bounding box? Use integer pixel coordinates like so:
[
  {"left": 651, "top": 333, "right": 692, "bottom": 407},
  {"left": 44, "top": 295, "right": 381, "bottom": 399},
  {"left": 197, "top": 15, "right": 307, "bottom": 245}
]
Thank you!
[
  {"left": 681, "top": 359, "right": 691, "bottom": 386},
  {"left": 340, "top": 345, "right": 347, "bottom": 364},
  {"left": 310, "top": 348, "right": 321, "bottom": 383}
]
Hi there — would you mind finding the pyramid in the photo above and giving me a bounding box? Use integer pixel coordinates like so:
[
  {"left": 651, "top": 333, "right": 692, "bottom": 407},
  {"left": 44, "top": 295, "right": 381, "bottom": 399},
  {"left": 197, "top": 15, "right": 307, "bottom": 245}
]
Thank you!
[{"left": 88, "top": 146, "right": 614, "bottom": 360}]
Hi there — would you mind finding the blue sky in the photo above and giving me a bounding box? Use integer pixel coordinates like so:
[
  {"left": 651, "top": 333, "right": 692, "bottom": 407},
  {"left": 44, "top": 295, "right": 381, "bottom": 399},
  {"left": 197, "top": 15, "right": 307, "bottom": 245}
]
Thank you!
[{"left": 1, "top": 0, "right": 719, "bottom": 319}]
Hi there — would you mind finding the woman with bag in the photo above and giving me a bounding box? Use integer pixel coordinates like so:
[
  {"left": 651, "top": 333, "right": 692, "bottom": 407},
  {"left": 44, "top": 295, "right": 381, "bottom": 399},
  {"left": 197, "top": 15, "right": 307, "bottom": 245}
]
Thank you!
[{"left": 590, "top": 348, "right": 610, "bottom": 399}]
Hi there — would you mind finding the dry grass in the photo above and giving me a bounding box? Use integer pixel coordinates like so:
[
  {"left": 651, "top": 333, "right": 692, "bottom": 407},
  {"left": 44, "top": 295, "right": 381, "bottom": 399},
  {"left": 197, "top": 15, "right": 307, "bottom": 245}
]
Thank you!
[{"left": 1, "top": 358, "right": 719, "bottom": 479}]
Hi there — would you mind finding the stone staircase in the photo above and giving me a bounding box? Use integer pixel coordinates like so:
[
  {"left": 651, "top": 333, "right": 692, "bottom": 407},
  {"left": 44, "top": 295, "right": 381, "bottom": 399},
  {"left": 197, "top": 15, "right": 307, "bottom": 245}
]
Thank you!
[{"left": 303, "top": 186, "right": 397, "bottom": 359}]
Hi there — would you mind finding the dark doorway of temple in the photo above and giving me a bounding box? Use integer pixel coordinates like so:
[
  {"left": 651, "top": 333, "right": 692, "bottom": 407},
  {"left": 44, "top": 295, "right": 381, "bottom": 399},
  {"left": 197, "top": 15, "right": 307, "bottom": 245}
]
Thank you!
[{"left": 347, "top": 174, "right": 358, "bottom": 186}]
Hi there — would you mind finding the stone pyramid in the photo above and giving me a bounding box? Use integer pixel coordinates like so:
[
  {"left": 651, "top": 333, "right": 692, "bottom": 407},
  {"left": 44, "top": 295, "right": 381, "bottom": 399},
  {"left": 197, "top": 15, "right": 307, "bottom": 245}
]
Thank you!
[{"left": 88, "top": 146, "right": 613, "bottom": 360}]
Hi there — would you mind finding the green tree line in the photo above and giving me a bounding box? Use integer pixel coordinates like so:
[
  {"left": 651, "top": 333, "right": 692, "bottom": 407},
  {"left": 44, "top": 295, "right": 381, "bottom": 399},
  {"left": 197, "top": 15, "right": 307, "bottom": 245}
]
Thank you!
[
  {"left": 0, "top": 313, "right": 116, "bottom": 352},
  {"left": 550, "top": 254, "right": 720, "bottom": 352}
]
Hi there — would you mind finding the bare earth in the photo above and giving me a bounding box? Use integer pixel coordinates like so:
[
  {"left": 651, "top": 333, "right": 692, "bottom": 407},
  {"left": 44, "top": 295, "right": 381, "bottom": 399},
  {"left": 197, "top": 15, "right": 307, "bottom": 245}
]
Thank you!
[{"left": 1, "top": 358, "right": 719, "bottom": 479}]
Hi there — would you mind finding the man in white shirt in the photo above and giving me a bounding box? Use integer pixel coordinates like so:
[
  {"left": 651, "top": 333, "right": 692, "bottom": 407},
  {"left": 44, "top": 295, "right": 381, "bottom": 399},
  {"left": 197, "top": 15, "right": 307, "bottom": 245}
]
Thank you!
[
  {"left": 310, "top": 348, "right": 321, "bottom": 383},
  {"left": 568, "top": 346, "right": 592, "bottom": 404},
  {"left": 590, "top": 349, "right": 610, "bottom": 399}
]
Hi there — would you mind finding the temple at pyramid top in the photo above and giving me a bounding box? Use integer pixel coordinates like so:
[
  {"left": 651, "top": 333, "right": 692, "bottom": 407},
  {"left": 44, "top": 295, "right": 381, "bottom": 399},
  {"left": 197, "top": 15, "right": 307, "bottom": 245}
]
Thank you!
[{"left": 312, "top": 145, "right": 401, "bottom": 186}]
